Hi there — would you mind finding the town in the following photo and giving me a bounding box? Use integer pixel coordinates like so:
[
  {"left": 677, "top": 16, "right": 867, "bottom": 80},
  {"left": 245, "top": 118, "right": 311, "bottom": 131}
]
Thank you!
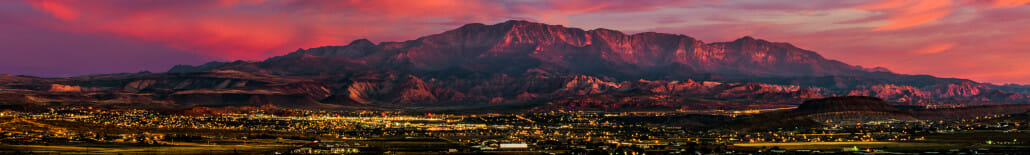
[{"left": 1, "top": 107, "right": 1027, "bottom": 154}]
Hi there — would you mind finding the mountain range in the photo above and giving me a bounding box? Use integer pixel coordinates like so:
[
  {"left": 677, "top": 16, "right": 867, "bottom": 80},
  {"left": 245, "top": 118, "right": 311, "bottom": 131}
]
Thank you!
[{"left": 2, "top": 20, "right": 1028, "bottom": 112}]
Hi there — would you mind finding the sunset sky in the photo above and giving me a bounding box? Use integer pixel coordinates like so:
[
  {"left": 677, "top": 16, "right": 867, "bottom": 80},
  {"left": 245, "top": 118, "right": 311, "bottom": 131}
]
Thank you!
[{"left": 1, "top": 0, "right": 1028, "bottom": 84}]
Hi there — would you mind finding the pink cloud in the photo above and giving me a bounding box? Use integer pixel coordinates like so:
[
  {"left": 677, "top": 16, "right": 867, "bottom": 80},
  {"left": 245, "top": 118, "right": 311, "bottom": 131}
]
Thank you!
[
  {"left": 10, "top": 0, "right": 1030, "bottom": 84},
  {"left": 23, "top": 0, "right": 708, "bottom": 60},
  {"left": 910, "top": 43, "right": 956, "bottom": 54},
  {"left": 644, "top": 0, "right": 1030, "bottom": 84},
  {"left": 503, "top": 0, "right": 703, "bottom": 24},
  {"left": 976, "top": 0, "right": 1030, "bottom": 8},
  {"left": 280, "top": 0, "right": 506, "bottom": 20},
  {"left": 859, "top": 0, "right": 955, "bottom": 31},
  {"left": 28, "top": 1, "right": 77, "bottom": 20},
  {"left": 26, "top": 0, "right": 310, "bottom": 59}
]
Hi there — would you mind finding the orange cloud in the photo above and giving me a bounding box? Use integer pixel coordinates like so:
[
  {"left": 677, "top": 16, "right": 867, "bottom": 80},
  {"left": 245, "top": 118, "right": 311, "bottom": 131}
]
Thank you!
[
  {"left": 859, "top": 0, "right": 955, "bottom": 31},
  {"left": 911, "top": 43, "right": 956, "bottom": 54}
]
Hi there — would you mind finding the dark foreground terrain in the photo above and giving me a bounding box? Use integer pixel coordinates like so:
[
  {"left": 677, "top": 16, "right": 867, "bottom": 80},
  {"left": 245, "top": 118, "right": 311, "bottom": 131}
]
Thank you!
[{"left": 0, "top": 97, "right": 1028, "bottom": 154}]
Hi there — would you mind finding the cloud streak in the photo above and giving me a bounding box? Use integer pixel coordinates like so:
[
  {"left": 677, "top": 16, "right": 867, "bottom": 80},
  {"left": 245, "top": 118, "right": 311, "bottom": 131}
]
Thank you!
[
  {"left": 859, "top": 0, "right": 955, "bottom": 31},
  {"left": 23, "top": 0, "right": 709, "bottom": 59},
  {"left": 911, "top": 43, "right": 957, "bottom": 55},
  {"left": 5, "top": 0, "right": 1030, "bottom": 84},
  {"left": 977, "top": 0, "right": 1030, "bottom": 8}
]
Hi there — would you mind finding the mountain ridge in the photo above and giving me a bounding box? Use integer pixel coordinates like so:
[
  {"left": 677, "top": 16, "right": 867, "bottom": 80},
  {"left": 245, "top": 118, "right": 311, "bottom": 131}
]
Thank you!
[
  {"left": 164, "top": 20, "right": 1030, "bottom": 106},
  {"left": 268, "top": 20, "right": 869, "bottom": 79},
  {"left": 1, "top": 20, "right": 1027, "bottom": 112}
]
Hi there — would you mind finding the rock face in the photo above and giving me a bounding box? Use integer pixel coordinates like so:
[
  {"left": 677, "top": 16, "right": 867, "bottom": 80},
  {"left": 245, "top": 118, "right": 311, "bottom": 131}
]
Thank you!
[
  {"left": 846, "top": 84, "right": 928, "bottom": 103},
  {"left": 795, "top": 96, "right": 901, "bottom": 114},
  {"left": 1, "top": 20, "right": 1029, "bottom": 112},
  {"left": 793, "top": 96, "right": 914, "bottom": 124},
  {"left": 48, "top": 84, "right": 93, "bottom": 92},
  {"left": 730, "top": 96, "right": 1030, "bottom": 130},
  {"left": 931, "top": 82, "right": 989, "bottom": 97}
]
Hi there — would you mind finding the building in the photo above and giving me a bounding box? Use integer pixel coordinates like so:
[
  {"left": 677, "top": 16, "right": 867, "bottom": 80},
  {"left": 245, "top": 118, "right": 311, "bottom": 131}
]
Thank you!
[{"left": 499, "top": 143, "right": 529, "bottom": 150}]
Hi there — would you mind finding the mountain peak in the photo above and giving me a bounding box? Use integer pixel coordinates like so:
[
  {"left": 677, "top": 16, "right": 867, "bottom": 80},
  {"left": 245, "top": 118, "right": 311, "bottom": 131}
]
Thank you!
[
  {"left": 348, "top": 39, "right": 374, "bottom": 47},
  {"left": 726, "top": 35, "right": 807, "bottom": 50},
  {"left": 449, "top": 20, "right": 566, "bottom": 35},
  {"left": 502, "top": 19, "right": 529, "bottom": 23},
  {"left": 733, "top": 36, "right": 761, "bottom": 43},
  {"left": 504, "top": 20, "right": 572, "bottom": 31},
  {"left": 501, "top": 19, "right": 542, "bottom": 26}
]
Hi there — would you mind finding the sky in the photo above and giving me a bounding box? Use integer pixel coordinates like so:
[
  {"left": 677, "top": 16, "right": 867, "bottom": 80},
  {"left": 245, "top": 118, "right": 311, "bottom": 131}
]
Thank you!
[{"left": 1, "top": 0, "right": 1029, "bottom": 84}]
